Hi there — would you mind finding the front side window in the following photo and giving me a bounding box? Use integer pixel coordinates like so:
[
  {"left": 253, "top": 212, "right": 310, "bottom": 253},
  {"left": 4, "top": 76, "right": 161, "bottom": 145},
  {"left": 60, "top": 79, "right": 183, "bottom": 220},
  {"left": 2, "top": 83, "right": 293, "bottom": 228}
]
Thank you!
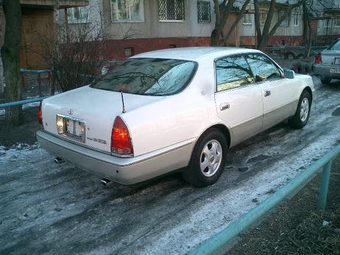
[
  {"left": 111, "top": 0, "right": 144, "bottom": 22},
  {"left": 91, "top": 58, "right": 197, "bottom": 96},
  {"left": 159, "top": 0, "right": 185, "bottom": 21},
  {"left": 67, "top": 6, "right": 90, "bottom": 23},
  {"left": 246, "top": 54, "right": 282, "bottom": 82},
  {"left": 197, "top": 0, "right": 211, "bottom": 23},
  {"left": 215, "top": 56, "right": 253, "bottom": 92}
]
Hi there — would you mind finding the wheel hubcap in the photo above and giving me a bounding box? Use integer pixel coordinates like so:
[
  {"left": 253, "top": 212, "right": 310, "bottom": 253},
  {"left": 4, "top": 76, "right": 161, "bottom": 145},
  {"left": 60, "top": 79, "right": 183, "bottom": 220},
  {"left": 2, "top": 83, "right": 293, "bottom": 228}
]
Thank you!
[
  {"left": 200, "top": 139, "right": 222, "bottom": 177},
  {"left": 300, "top": 97, "right": 310, "bottom": 122}
]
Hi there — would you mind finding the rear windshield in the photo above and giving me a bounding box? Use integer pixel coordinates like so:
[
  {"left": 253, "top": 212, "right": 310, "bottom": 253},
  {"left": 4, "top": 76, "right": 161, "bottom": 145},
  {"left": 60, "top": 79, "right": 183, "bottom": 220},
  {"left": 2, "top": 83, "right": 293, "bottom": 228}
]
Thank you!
[
  {"left": 328, "top": 39, "right": 340, "bottom": 50},
  {"left": 91, "top": 58, "right": 197, "bottom": 96}
]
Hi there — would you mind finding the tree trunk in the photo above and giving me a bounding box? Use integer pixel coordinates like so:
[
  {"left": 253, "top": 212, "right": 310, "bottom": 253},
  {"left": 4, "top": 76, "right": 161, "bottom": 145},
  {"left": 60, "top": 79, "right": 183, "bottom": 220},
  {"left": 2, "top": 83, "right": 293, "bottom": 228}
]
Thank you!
[
  {"left": 0, "top": 0, "right": 4, "bottom": 94},
  {"left": 223, "top": 0, "right": 251, "bottom": 45},
  {"left": 211, "top": 0, "right": 234, "bottom": 46},
  {"left": 2, "top": 0, "right": 22, "bottom": 126},
  {"left": 302, "top": 0, "right": 312, "bottom": 58}
]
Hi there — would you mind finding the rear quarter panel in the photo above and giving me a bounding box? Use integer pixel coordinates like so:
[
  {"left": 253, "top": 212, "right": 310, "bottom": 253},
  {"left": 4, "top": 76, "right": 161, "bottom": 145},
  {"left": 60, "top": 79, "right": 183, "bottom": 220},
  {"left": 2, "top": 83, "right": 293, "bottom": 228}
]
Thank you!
[{"left": 122, "top": 63, "right": 222, "bottom": 157}]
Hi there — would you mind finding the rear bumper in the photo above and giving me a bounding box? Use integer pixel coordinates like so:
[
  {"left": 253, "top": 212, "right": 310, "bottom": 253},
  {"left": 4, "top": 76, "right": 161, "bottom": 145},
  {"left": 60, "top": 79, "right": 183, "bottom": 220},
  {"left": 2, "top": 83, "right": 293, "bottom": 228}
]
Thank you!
[
  {"left": 313, "top": 64, "right": 340, "bottom": 79},
  {"left": 36, "top": 130, "right": 194, "bottom": 185}
]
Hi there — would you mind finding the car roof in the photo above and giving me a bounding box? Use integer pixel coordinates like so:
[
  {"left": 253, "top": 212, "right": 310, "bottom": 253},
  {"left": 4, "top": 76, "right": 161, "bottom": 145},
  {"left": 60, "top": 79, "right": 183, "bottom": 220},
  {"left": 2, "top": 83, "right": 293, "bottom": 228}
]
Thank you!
[{"left": 131, "top": 47, "right": 262, "bottom": 62}]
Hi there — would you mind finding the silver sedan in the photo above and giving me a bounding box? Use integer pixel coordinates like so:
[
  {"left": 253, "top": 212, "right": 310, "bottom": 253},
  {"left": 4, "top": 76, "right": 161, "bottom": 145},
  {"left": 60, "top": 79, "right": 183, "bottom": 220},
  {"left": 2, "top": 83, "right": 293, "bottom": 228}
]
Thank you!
[{"left": 313, "top": 38, "right": 340, "bottom": 84}]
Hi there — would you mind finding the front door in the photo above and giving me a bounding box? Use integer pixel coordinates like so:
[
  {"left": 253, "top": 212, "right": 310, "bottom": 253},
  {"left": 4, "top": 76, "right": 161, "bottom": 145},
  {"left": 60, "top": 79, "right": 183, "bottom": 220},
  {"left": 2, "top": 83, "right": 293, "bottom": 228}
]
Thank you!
[{"left": 214, "top": 55, "right": 264, "bottom": 147}]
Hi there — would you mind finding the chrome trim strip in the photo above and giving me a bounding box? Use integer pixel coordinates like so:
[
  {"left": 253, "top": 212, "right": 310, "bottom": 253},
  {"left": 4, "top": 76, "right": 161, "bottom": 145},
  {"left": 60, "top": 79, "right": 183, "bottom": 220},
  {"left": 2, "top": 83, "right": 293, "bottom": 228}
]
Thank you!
[{"left": 39, "top": 130, "right": 195, "bottom": 167}]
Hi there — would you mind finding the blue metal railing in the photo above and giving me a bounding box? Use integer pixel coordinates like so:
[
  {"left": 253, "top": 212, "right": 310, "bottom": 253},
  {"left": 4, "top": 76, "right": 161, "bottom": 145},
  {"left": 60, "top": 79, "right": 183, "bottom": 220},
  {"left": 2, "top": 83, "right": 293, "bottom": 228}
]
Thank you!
[
  {"left": 190, "top": 144, "right": 340, "bottom": 255},
  {"left": 0, "top": 96, "right": 49, "bottom": 109}
]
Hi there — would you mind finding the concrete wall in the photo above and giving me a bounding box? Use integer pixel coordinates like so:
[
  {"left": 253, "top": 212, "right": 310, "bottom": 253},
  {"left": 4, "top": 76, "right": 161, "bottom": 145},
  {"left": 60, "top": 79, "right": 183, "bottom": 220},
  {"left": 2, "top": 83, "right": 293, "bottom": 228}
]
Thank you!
[{"left": 102, "top": 0, "right": 215, "bottom": 40}]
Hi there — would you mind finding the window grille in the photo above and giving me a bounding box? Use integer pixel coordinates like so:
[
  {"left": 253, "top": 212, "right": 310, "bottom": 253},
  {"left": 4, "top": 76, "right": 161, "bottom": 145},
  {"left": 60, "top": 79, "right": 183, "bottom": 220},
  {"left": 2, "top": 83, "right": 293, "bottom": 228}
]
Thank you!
[
  {"left": 111, "top": 0, "right": 144, "bottom": 22},
  {"left": 158, "top": 0, "right": 185, "bottom": 21},
  {"left": 293, "top": 12, "right": 299, "bottom": 26},
  {"left": 243, "top": 14, "right": 252, "bottom": 25},
  {"left": 67, "top": 6, "right": 90, "bottom": 23},
  {"left": 197, "top": 0, "right": 211, "bottom": 22},
  {"left": 259, "top": 12, "right": 267, "bottom": 25},
  {"left": 324, "top": 19, "right": 331, "bottom": 28},
  {"left": 334, "top": 18, "right": 340, "bottom": 27}
]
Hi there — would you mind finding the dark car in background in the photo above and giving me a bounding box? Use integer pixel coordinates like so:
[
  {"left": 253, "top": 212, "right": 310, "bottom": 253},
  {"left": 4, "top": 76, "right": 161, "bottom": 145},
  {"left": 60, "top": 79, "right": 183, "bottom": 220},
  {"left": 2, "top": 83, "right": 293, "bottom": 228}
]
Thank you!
[{"left": 313, "top": 38, "right": 340, "bottom": 84}]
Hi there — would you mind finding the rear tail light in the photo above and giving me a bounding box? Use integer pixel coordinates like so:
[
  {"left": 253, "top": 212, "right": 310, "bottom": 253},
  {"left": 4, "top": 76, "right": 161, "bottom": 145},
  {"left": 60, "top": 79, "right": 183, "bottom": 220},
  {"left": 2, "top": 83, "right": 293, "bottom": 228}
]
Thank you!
[
  {"left": 111, "top": 116, "right": 134, "bottom": 157},
  {"left": 314, "top": 53, "right": 322, "bottom": 64},
  {"left": 38, "top": 102, "right": 43, "bottom": 125}
]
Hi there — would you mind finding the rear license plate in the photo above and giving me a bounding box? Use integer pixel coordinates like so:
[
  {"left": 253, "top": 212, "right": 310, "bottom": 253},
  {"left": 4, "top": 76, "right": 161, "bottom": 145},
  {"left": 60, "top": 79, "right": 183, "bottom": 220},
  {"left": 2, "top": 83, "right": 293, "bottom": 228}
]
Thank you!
[
  {"left": 334, "top": 58, "right": 340, "bottom": 65},
  {"left": 56, "top": 114, "right": 86, "bottom": 142},
  {"left": 330, "top": 68, "right": 340, "bottom": 74}
]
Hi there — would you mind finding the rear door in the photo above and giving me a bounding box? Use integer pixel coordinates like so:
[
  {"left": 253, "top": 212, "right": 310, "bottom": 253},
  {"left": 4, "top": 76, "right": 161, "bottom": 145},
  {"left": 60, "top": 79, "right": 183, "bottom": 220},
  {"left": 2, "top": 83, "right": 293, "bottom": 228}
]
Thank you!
[{"left": 214, "top": 55, "right": 263, "bottom": 146}]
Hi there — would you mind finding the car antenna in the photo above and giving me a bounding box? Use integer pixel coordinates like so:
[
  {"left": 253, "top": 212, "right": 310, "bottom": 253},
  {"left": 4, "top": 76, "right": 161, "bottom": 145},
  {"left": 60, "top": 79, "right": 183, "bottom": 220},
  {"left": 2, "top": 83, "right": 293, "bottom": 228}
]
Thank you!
[{"left": 121, "top": 91, "right": 126, "bottom": 113}]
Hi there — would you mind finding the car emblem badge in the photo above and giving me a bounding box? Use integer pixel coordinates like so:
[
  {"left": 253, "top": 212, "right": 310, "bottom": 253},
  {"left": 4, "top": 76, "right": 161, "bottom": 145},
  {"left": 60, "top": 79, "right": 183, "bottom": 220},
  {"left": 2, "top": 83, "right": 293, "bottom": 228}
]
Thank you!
[{"left": 68, "top": 109, "right": 74, "bottom": 115}]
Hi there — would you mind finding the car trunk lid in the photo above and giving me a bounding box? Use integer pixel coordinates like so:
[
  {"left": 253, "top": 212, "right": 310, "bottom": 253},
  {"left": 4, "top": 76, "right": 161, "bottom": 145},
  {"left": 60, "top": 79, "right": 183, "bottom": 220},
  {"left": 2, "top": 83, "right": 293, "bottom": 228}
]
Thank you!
[
  {"left": 321, "top": 49, "right": 340, "bottom": 65},
  {"left": 41, "top": 86, "right": 165, "bottom": 152}
]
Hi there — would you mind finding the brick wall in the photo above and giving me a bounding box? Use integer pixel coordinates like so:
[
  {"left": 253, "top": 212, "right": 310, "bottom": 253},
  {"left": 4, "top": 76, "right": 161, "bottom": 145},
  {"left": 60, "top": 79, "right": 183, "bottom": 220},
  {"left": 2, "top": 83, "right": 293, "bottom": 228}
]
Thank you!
[{"left": 104, "top": 37, "right": 211, "bottom": 61}]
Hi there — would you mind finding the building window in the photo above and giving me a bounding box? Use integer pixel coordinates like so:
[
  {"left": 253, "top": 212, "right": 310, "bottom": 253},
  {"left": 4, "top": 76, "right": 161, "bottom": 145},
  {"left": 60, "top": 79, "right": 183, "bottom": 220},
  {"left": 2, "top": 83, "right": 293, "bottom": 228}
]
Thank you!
[
  {"left": 67, "top": 6, "right": 90, "bottom": 23},
  {"left": 124, "top": 47, "right": 134, "bottom": 57},
  {"left": 159, "top": 0, "right": 185, "bottom": 21},
  {"left": 278, "top": 10, "right": 289, "bottom": 27},
  {"left": 293, "top": 11, "right": 299, "bottom": 26},
  {"left": 334, "top": 18, "right": 340, "bottom": 27},
  {"left": 111, "top": 0, "right": 144, "bottom": 22},
  {"left": 259, "top": 12, "right": 267, "bottom": 25},
  {"left": 197, "top": 0, "right": 211, "bottom": 23},
  {"left": 243, "top": 14, "right": 252, "bottom": 25},
  {"left": 324, "top": 19, "right": 331, "bottom": 28}
]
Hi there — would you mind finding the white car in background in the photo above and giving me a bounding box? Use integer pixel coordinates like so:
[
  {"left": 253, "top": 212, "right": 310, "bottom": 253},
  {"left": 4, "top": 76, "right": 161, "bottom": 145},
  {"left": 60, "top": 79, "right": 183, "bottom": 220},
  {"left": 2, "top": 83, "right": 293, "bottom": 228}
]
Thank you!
[{"left": 37, "top": 47, "right": 314, "bottom": 187}]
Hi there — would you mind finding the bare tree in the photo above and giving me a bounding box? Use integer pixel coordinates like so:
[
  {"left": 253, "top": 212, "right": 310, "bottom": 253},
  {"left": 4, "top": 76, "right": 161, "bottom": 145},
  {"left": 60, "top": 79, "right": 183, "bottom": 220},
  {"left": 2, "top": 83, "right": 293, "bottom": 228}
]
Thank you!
[
  {"left": 35, "top": 5, "right": 107, "bottom": 92},
  {"left": 211, "top": 0, "right": 235, "bottom": 46},
  {"left": 254, "top": 0, "right": 304, "bottom": 50},
  {"left": 2, "top": 0, "right": 22, "bottom": 126},
  {"left": 213, "top": 0, "right": 305, "bottom": 49}
]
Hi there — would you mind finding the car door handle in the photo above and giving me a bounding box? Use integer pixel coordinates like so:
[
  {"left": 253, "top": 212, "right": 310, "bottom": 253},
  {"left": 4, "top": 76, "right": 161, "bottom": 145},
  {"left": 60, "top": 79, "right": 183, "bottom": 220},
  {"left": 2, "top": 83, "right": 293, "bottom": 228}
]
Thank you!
[
  {"left": 264, "top": 90, "right": 271, "bottom": 97},
  {"left": 220, "top": 102, "right": 230, "bottom": 111}
]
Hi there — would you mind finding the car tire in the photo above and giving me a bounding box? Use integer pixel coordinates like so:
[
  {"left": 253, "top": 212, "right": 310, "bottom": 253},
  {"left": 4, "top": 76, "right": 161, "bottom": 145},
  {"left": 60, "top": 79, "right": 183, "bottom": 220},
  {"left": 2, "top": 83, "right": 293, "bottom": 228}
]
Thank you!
[
  {"left": 320, "top": 77, "right": 331, "bottom": 84},
  {"left": 182, "top": 129, "right": 227, "bottom": 187},
  {"left": 288, "top": 90, "right": 312, "bottom": 129}
]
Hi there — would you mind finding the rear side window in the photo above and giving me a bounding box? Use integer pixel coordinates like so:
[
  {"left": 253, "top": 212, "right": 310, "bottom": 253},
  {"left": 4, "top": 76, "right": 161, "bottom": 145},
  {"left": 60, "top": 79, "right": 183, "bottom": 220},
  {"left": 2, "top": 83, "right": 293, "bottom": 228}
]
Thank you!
[
  {"left": 215, "top": 55, "right": 253, "bottom": 92},
  {"left": 328, "top": 39, "right": 340, "bottom": 50},
  {"left": 91, "top": 58, "right": 197, "bottom": 96},
  {"left": 246, "top": 54, "right": 282, "bottom": 82}
]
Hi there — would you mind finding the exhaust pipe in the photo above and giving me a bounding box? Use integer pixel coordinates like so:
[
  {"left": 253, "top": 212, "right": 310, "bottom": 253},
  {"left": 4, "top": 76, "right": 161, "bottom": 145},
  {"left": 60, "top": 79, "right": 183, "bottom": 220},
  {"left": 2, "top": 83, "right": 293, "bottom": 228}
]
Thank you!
[
  {"left": 101, "top": 178, "right": 111, "bottom": 186},
  {"left": 54, "top": 157, "right": 64, "bottom": 164}
]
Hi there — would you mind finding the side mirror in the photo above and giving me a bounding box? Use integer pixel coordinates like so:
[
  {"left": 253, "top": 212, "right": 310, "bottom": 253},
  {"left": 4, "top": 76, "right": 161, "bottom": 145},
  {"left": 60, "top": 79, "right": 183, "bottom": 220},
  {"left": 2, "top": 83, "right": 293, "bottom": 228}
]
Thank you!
[{"left": 284, "top": 69, "right": 295, "bottom": 79}]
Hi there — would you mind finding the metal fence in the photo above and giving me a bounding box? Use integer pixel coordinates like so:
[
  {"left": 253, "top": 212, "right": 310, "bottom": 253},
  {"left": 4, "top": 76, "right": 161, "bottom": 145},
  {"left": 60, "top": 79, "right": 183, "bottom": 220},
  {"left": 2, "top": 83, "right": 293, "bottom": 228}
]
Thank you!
[
  {"left": 0, "top": 96, "right": 49, "bottom": 109},
  {"left": 190, "top": 144, "right": 340, "bottom": 255}
]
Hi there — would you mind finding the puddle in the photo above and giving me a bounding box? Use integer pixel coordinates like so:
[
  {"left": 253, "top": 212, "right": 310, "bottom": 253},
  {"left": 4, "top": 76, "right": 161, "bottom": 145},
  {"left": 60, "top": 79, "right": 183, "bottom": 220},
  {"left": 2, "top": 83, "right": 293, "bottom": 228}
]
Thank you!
[{"left": 247, "top": 154, "right": 272, "bottom": 164}]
